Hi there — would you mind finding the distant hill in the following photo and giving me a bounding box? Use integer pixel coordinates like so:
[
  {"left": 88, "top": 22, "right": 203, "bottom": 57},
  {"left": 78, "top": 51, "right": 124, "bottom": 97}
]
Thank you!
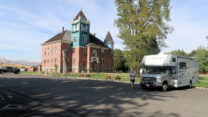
[{"left": 0, "top": 57, "right": 40, "bottom": 66}]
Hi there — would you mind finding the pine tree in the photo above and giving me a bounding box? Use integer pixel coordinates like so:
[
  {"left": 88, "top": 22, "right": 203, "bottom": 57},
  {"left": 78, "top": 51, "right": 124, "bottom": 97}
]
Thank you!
[{"left": 115, "top": 0, "right": 172, "bottom": 71}]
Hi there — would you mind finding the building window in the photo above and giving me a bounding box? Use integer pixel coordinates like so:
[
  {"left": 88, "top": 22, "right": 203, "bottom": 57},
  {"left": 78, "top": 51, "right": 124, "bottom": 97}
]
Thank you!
[
  {"left": 48, "top": 48, "right": 50, "bottom": 55},
  {"left": 73, "top": 24, "right": 79, "bottom": 31},
  {"left": 84, "top": 49, "right": 87, "bottom": 55},
  {"left": 74, "top": 36, "right": 77, "bottom": 43},
  {"left": 51, "top": 47, "right": 53, "bottom": 55},
  {"left": 102, "top": 59, "right": 104, "bottom": 67},
  {"left": 44, "top": 60, "right": 46, "bottom": 64},
  {"left": 83, "top": 35, "right": 87, "bottom": 43},
  {"left": 44, "top": 48, "right": 46, "bottom": 56},
  {"left": 55, "top": 46, "right": 57, "bottom": 54},
  {"left": 101, "top": 49, "right": 105, "bottom": 56},
  {"left": 93, "top": 50, "right": 97, "bottom": 57},
  {"left": 47, "top": 59, "right": 49, "bottom": 64},
  {"left": 82, "top": 24, "right": 88, "bottom": 31},
  {"left": 55, "top": 58, "right": 56, "bottom": 65},
  {"left": 51, "top": 59, "right": 53, "bottom": 66}
]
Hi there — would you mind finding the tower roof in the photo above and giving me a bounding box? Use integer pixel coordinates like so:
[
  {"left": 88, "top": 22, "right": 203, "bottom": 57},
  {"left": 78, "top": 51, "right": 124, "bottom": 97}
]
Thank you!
[
  {"left": 73, "top": 10, "right": 87, "bottom": 21},
  {"left": 104, "top": 32, "right": 114, "bottom": 43}
]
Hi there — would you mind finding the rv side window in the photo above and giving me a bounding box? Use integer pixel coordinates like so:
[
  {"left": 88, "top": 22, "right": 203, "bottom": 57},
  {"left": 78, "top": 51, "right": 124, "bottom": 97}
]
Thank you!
[
  {"left": 172, "top": 58, "right": 176, "bottom": 62},
  {"left": 179, "top": 62, "right": 186, "bottom": 69}
]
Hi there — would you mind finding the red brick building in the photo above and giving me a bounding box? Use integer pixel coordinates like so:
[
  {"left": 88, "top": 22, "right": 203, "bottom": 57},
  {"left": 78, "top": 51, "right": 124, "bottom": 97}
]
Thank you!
[{"left": 41, "top": 10, "right": 114, "bottom": 73}]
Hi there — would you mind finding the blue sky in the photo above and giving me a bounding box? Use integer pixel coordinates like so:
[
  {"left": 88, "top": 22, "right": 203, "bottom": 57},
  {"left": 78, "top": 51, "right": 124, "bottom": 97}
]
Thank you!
[{"left": 0, "top": 0, "right": 208, "bottom": 62}]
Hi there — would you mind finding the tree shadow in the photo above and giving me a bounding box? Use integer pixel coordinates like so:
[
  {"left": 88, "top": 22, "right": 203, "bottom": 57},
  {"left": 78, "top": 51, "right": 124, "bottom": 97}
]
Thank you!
[{"left": 0, "top": 74, "right": 180, "bottom": 117}]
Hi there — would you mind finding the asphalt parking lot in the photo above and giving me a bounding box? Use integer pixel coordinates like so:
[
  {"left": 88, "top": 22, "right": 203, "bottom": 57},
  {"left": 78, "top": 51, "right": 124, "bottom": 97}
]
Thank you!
[{"left": 0, "top": 74, "right": 208, "bottom": 117}]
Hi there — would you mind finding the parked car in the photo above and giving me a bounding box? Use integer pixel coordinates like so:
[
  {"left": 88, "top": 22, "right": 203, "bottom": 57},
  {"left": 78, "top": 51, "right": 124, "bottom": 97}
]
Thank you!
[
  {"left": 0, "top": 66, "right": 6, "bottom": 74},
  {"left": 20, "top": 68, "right": 27, "bottom": 72},
  {"left": 0, "top": 67, "right": 20, "bottom": 74}
]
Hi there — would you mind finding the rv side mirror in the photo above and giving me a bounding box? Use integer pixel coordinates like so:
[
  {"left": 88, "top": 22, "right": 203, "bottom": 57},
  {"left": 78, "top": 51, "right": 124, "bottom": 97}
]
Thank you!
[
  {"left": 140, "top": 69, "right": 145, "bottom": 74},
  {"left": 173, "top": 70, "right": 176, "bottom": 74}
]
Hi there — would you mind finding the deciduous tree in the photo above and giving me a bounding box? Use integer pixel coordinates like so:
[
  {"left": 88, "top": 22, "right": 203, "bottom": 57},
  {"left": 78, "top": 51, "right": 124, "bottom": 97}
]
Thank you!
[{"left": 115, "top": 0, "right": 172, "bottom": 71}]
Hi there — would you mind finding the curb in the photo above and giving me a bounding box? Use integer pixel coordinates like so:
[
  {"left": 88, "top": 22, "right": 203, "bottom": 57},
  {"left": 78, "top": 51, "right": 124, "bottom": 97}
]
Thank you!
[{"left": 194, "top": 87, "right": 208, "bottom": 90}]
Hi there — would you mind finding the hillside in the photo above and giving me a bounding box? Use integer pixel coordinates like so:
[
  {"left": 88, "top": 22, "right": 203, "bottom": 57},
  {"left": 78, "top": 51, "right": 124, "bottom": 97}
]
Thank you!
[{"left": 0, "top": 57, "right": 40, "bottom": 66}]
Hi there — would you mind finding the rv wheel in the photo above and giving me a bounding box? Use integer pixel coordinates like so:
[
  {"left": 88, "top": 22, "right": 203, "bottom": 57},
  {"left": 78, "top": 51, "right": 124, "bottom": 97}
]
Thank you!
[
  {"left": 162, "top": 83, "right": 168, "bottom": 91},
  {"left": 141, "top": 85, "right": 147, "bottom": 90},
  {"left": 189, "top": 81, "right": 192, "bottom": 88}
]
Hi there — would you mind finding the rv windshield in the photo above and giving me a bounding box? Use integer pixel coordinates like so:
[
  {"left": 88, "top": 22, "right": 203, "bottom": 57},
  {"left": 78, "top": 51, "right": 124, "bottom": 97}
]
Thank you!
[{"left": 145, "top": 67, "right": 169, "bottom": 74}]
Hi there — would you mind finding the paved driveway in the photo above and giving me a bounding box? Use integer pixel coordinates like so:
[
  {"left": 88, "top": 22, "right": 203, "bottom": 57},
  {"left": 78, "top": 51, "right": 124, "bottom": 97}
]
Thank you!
[{"left": 0, "top": 74, "right": 208, "bottom": 117}]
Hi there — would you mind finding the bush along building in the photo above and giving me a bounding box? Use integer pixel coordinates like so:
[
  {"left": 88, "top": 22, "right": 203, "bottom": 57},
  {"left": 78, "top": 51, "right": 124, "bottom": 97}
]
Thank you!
[{"left": 41, "top": 10, "right": 114, "bottom": 73}]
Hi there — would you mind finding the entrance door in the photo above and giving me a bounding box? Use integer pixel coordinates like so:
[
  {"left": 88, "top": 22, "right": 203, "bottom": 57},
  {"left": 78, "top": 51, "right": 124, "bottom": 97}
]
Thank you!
[{"left": 92, "top": 62, "right": 97, "bottom": 72}]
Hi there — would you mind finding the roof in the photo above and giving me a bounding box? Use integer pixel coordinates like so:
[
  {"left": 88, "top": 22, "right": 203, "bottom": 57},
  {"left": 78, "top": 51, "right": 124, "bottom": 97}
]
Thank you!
[
  {"left": 104, "top": 32, "right": 114, "bottom": 43},
  {"left": 141, "top": 54, "right": 177, "bottom": 67},
  {"left": 89, "top": 34, "right": 108, "bottom": 48},
  {"left": 43, "top": 30, "right": 71, "bottom": 44},
  {"left": 73, "top": 10, "right": 87, "bottom": 21},
  {"left": 43, "top": 30, "right": 109, "bottom": 48}
]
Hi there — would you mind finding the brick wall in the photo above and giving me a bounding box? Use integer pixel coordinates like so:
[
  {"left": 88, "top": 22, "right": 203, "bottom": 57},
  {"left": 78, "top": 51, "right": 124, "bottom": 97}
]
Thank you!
[{"left": 42, "top": 42, "right": 62, "bottom": 72}]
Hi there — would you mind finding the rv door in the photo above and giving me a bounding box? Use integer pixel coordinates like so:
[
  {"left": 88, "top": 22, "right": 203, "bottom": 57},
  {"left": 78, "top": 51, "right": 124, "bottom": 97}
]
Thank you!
[{"left": 178, "top": 62, "right": 188, "bottom": 87}]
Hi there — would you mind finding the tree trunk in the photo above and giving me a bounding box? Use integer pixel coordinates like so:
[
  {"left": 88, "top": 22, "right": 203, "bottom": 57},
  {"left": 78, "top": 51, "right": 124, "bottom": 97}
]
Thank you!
[{"left": 62, "top": 46, "right": 71, "bottom": 76}]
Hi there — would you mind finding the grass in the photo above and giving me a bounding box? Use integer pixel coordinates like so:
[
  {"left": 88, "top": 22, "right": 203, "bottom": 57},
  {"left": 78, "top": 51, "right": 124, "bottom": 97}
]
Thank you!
[
  {"left": 21, "top": 71, "right": 208, "bottom": 88},
  {"left": 193, "top": 76, "right": 208, "bottom": 88},
  {"left": 70, "top": 72, "right": 140, "bottom": 83},
  {"left": 21, "top": 72, "right": 41, "bottom": 75}
]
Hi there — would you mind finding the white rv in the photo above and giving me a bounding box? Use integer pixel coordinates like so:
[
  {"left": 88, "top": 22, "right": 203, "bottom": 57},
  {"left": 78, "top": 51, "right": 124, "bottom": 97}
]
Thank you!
[{"left": 140, "top": 53, "right": 199, "bottom": 91}]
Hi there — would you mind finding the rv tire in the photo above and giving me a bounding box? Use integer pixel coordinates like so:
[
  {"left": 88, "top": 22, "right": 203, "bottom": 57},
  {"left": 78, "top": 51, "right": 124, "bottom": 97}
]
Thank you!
[
  {"left": 162, "top": 82, "right": 168, "bottom": 91},
  {"left": 141, "top": 85, "right": 147, "bottom": 90},
  {"left": 189, "top": 81, "right": 192, "bottom": 88}
]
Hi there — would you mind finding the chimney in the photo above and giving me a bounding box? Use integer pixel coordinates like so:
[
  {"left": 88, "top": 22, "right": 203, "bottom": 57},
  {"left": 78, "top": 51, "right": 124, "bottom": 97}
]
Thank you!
[
  {"left": 62, "top": 27, "right": 64, "bottom": 33},
  {"left": 94, "top": 33, "right": 96, "bottom": 36}
]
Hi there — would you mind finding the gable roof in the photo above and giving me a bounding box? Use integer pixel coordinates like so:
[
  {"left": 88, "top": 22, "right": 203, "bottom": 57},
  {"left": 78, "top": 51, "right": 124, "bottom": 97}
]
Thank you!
[
  {"left": 42, "top": 30, "right": 109, "bottom": 48},
  {"left": 89, "top": 34, "right": 108, "bottom": 48},
  {"left": 43, "top": 30, "right": 71, "bottom": 44},
  {"left": 104, "top": 32, "right": 114, "bottom": 43},
  {"left": 73, "top": 10, "right": 87, "bottom": 21}
]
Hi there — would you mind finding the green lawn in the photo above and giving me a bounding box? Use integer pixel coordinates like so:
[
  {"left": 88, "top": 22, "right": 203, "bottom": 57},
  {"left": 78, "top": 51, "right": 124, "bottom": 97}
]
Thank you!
[
  {"left": 21, "top": 72, "right": 41, "bottom": 75},
  {"left": 193, "top": 77, "right": 208, "bottom": 88},
  {"left": 21, "top": 72, "right": 208, "bottom": 88},
  {"left": 70, "top": 72, "right": 140, "bottom": 82}
]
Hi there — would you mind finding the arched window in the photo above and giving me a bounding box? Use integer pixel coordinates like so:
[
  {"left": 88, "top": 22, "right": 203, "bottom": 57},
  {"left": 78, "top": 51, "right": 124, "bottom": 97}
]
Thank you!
[{"left": 93, "top": 50, "right": 97, "bottom": 57}]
